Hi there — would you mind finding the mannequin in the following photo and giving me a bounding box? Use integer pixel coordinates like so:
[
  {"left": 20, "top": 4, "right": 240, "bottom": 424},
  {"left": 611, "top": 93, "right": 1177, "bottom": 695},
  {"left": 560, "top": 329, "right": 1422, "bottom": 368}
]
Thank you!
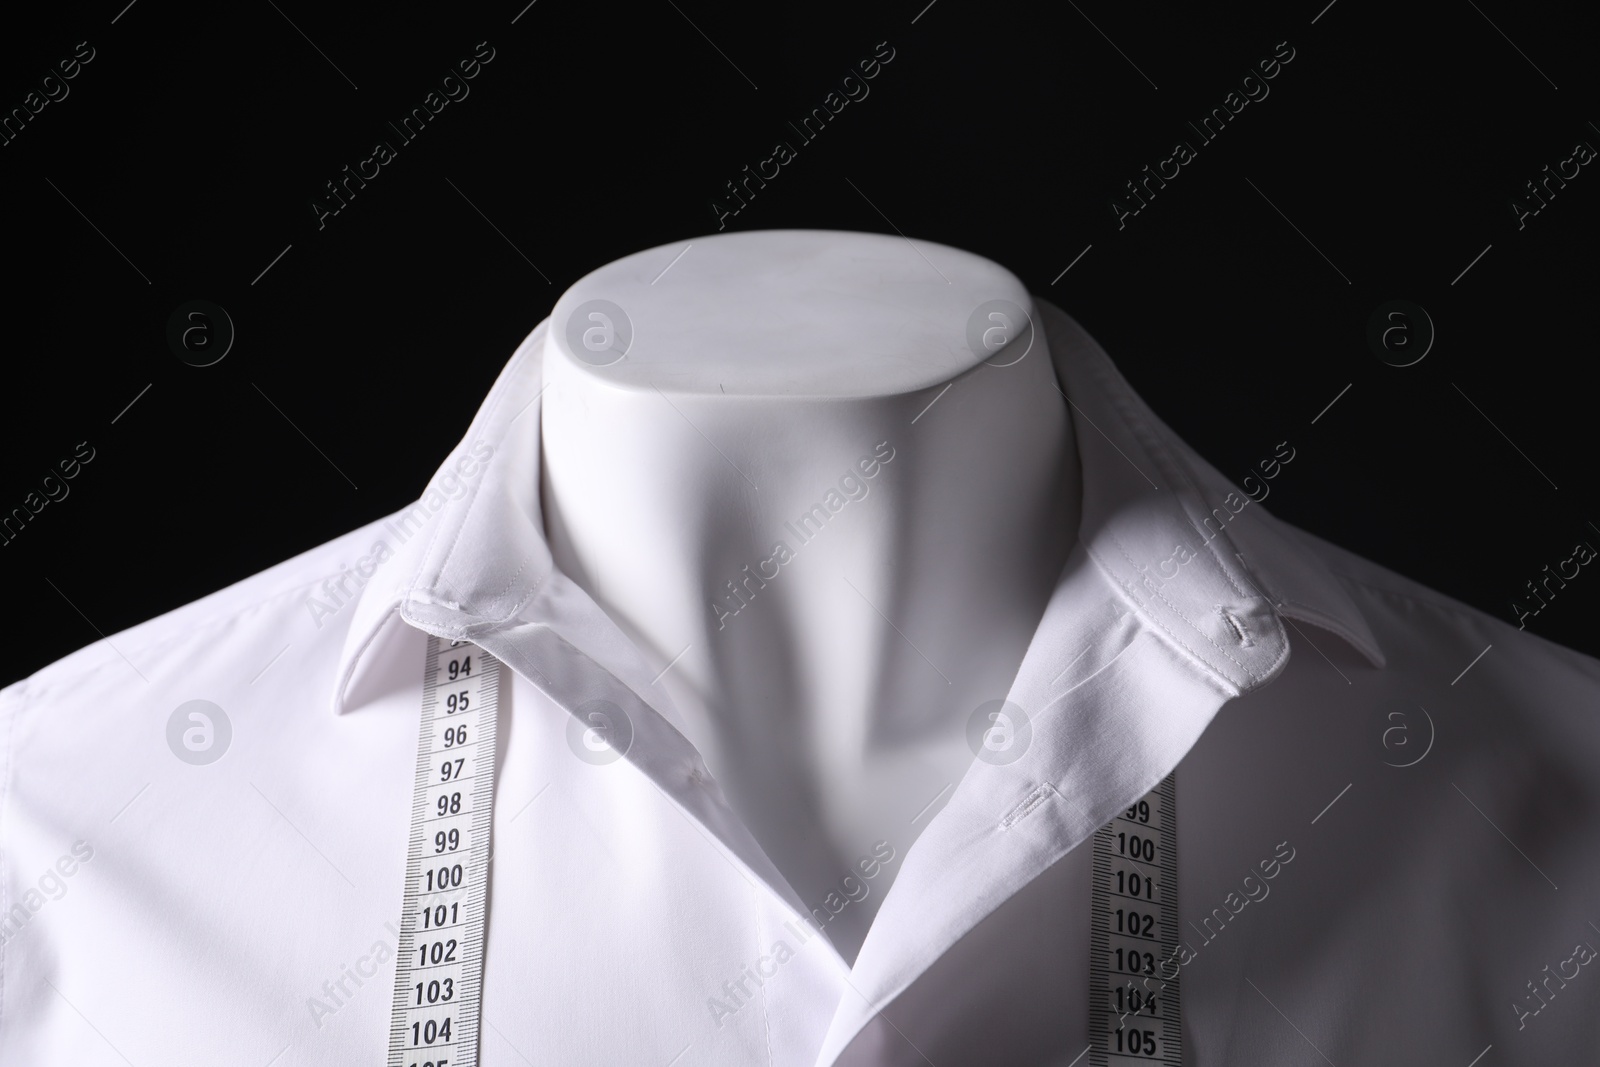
[{"left": 541, "top": 230, "right": 1080, "bottom": 961}]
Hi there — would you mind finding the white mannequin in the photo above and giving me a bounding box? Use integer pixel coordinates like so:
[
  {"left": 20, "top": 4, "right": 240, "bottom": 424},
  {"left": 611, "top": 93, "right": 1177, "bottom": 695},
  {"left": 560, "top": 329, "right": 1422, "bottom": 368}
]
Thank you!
[{"left": 541, "top": 230, "right": 1080, "bottom": 961}]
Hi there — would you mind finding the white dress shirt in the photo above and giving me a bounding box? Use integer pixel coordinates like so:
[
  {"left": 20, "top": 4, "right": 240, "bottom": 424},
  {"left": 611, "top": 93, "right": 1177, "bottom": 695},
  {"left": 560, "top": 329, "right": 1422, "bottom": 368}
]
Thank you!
[{"left": 4, "top": 301, "right": 1598, "bottom": 1066}]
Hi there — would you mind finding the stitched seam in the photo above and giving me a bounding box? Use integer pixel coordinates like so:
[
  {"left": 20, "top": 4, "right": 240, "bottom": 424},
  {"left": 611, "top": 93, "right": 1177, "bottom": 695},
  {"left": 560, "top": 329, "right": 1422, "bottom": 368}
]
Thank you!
[
  {"left": 745, "top": 880, "right": 777, "bottom": 1066},
  {"left": 1080, "top": 351, "right": 1188, "bottom": 490},
  {"left": 1076, "top": 340, "right": 1264, "bottom": 636},
  {"left": 1082, "top": 352, "right": 1258, "bottom": 604},
  {"left": 1080, "top": 338, "right": 1259, "bottom": 604},
  {"left": 484, "top": 553, "right": 534, "bottom": 617},
  {"left": 1111, "top": 535, "right": 1258, "bottom": 681},
  {"left": 1161, "top": 440, "right": 1255, "bottom": 603},
  {"left": 500, "top": 564, "right": 554, "bottom": 623},
  {"left": 1215, "top": 547, "right": 1251, "bottom": 599},
  {"left": 410, "top": 332, "right": 544, "bottom": 606},
  {"left": 478, "top": 336, "right": 561, "bottom": 623},
  {"left": 407, "top": 447, "right": 490, "bottom": 605},
  {"left": 1096, "top": 558, "right": 1243, "bottom": 688},
  {"left": 1260, "top": 616, "right": 1292, "bottom": 676},
  {"left": 1229, "top": 544, "right": 1291, "bottom": 617},
  {"left": 1058, "top": 324, "right": 1291, "bottom": 688},
  {"left": 1207, "top": 524, "right": 1252, "bottom": 600},
  {"left": 1167, "top": 452, "right": 1256, "bottom": 601}
]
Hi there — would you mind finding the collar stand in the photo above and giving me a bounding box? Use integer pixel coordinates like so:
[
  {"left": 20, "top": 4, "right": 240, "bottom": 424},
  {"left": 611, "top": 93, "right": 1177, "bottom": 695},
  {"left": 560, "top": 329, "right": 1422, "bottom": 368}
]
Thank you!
[{"left": 330, "top": 258, "right": 1383, "bottom": 715}]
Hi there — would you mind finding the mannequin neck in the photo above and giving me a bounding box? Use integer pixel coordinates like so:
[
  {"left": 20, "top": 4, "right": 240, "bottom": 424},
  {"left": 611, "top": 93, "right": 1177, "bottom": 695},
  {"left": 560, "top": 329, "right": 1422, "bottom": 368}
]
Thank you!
[{"left": 539, "top": 230, "right": 1079, "bottom": 961}]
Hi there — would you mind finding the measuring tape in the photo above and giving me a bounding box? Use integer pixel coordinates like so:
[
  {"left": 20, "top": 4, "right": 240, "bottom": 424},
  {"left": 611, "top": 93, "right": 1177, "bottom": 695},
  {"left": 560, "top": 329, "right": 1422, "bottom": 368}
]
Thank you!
[
  {"left": 388, "top": 635, "right": 502, "bottom": 1067},
  {"left": 1089, "top": 772, "right": 1180, "bottom": 1066}
]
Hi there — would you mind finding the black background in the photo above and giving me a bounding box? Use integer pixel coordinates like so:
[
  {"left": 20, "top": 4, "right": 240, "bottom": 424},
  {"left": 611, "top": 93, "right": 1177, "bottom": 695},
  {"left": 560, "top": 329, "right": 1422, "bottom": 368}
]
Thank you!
[{"left": 3, "top": 0, "right": 1597, "bottom": 687}]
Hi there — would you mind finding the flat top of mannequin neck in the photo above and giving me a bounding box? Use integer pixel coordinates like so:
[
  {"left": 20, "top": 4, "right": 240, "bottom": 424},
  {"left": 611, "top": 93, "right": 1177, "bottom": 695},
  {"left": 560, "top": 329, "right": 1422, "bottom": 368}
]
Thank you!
[
  {"left": 548, "top": 229, "right": 1034, "bottom": 398},
  {"left": 540, "top": 231, "right": 1075, "bottom": 961}
]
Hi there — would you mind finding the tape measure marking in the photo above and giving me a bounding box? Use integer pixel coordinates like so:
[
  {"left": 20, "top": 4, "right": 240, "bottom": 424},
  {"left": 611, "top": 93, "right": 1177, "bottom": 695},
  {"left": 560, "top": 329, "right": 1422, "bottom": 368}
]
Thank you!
[
  {"left": 388, "top": 636, "right": 501, "bottom": 1067},
  {"left": 1089, "top": 772, "right": 1180, "bottom": 1066}
]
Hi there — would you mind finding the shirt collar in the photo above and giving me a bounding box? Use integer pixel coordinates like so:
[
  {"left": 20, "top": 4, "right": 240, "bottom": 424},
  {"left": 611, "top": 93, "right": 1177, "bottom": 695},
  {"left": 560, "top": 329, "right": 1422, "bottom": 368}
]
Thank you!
[
  {"left": 1037, "top": 298, "right": 1384, "bottom": 681},
  {"left": 326, "top": 292, "right": 1386, "bottom": 1063},
  {"left": 330, "top": 298, "right": 1383, "bottom": 715}
]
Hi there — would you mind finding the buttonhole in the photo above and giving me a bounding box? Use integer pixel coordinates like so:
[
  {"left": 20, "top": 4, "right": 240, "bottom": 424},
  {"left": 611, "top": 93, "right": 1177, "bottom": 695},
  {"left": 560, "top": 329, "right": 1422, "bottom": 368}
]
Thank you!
[
  {"left": 1217, "top": 607, "right": 1253, "bottom": 647},
  {"left": 1000, "top": 782, "right": 1063, "bottom": 830}
]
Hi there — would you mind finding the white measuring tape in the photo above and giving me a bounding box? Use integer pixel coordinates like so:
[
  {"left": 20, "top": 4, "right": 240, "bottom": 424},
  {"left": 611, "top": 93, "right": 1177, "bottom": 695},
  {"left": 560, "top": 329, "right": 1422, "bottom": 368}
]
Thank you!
[
  {"left": 1090, "top": 772, "right": 1180, "bottom": 1066},
  {"left": 388, "top": 636, "right": 502, "bottom": 1067}
]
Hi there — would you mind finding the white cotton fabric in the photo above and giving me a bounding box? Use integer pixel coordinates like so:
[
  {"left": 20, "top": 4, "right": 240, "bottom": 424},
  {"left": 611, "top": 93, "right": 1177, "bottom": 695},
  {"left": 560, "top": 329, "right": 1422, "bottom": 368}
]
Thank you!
[{"left": 3, "top": 303, "right": 1598, "bottom": 1065}]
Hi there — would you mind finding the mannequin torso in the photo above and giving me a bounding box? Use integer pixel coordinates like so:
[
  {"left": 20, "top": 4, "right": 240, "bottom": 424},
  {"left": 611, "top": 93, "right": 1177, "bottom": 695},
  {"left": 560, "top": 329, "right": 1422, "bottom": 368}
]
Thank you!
[{"left": 541, "top": 230, "right": 1080, "bottom": 961}]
